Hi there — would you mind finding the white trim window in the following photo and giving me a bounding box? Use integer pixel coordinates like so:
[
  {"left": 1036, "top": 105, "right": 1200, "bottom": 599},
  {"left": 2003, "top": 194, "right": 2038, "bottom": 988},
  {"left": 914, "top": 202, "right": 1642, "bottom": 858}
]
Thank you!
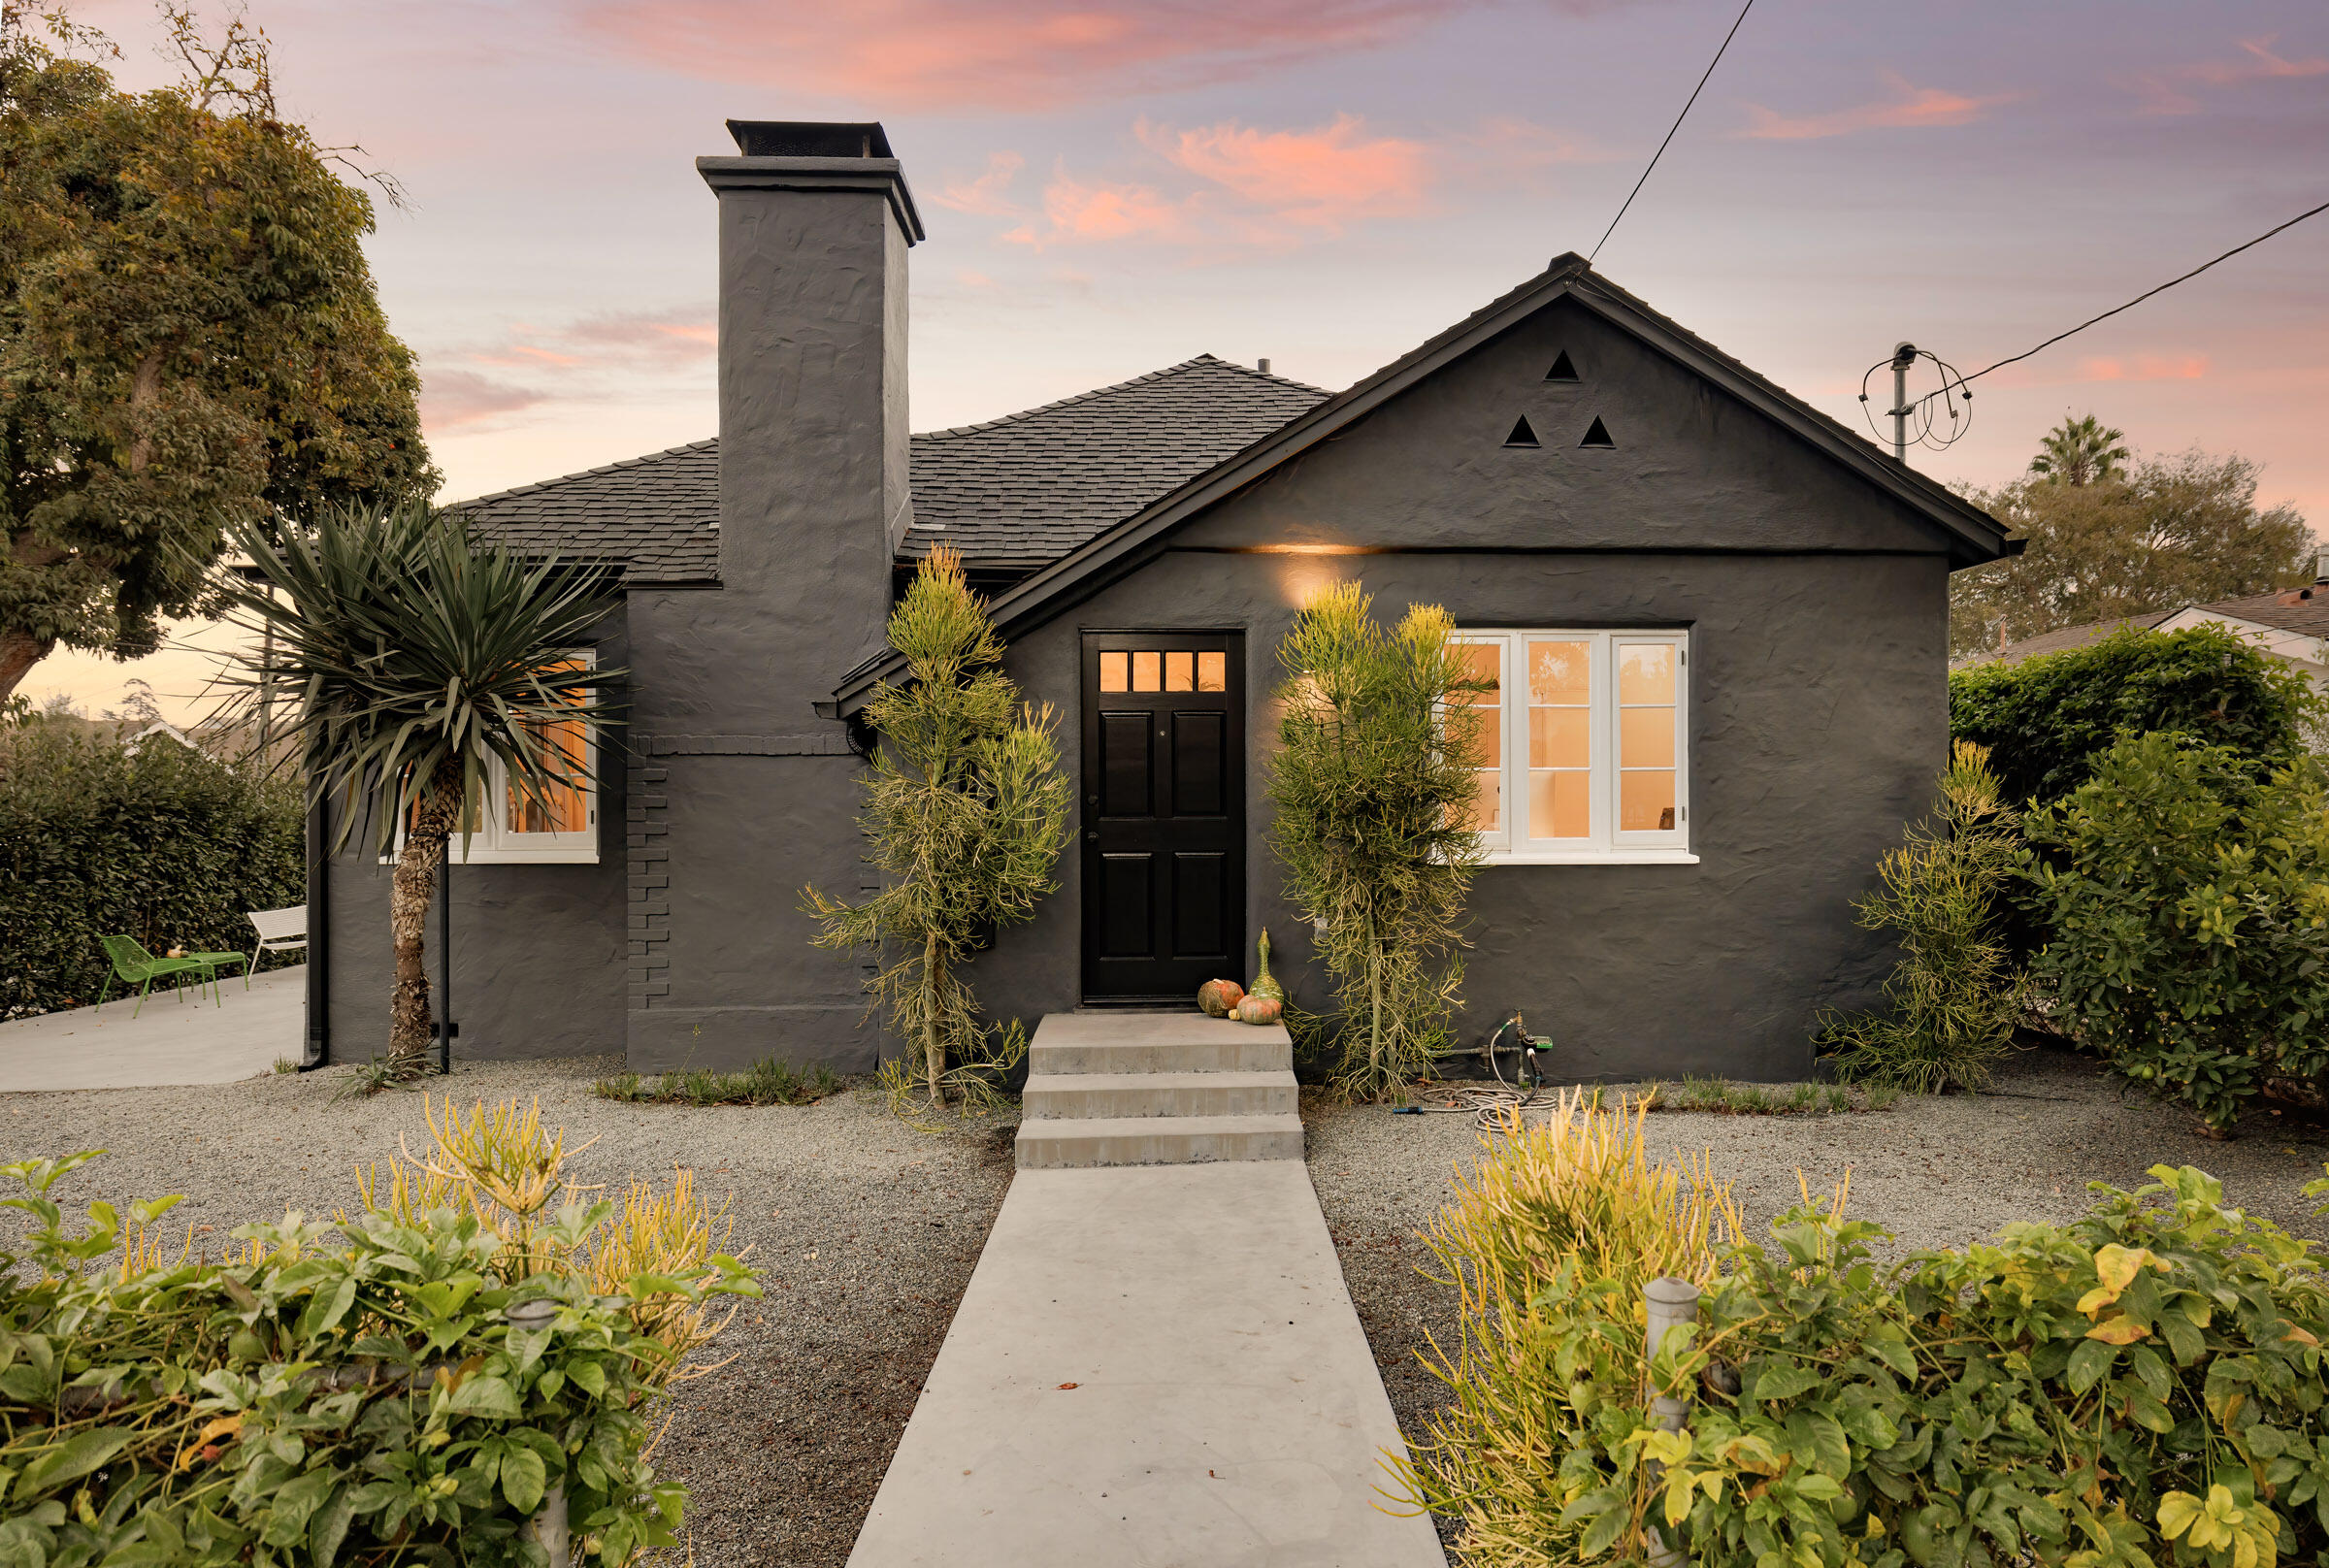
[
  {"left": 401, "top": 654, "right": 602, "bottom": 866},
  {"left": 1453, "top": 629, "right": 1694, "bottom": 865}
]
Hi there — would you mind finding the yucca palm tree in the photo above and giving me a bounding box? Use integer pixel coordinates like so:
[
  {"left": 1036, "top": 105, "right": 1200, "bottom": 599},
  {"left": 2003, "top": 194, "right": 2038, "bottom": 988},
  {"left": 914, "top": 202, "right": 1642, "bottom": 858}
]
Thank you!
[
  {"left": 2028, "top": 413, "right": 2130, "bottom": 486},
  {"left": 216, "top": 503, "right": 623, "bottom": 1076}
]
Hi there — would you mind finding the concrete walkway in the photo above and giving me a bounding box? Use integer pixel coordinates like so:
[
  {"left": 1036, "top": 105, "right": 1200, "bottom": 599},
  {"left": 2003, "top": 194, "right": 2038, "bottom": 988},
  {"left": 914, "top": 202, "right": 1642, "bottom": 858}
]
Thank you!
[
  {"left": 0, "top": 965, "right": 304, "bottom": 1092},
  {"left": 848, "top": 1152, "right": 1447, "bottom": 1565}
]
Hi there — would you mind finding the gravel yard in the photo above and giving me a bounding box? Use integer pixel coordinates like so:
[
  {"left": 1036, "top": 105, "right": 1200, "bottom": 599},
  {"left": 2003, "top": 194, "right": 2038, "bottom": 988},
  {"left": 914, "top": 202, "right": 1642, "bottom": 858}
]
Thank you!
[
  {"left": 2, "top": 1058, "right": 1014, "bottom": 1568},
  {"left": 1307, "top": 1042, "right": 2329, "bottom": 1526}
]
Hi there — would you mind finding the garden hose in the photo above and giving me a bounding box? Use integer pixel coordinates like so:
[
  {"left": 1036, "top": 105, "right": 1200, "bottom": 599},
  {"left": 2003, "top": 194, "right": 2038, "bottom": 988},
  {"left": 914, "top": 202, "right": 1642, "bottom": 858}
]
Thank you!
[{"left": 1402, "top": 1011, "right": 1551, "bottom": 1130}]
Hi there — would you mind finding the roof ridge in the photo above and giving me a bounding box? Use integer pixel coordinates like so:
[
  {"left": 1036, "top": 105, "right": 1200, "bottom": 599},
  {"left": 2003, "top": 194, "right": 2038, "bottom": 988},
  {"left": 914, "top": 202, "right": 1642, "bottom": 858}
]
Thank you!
[
  {"left": 913, "top": 354, "right": 1327, "bottom": 441},
  {"left": 451, "top": 437, "right": 718, "bottom": 508}
]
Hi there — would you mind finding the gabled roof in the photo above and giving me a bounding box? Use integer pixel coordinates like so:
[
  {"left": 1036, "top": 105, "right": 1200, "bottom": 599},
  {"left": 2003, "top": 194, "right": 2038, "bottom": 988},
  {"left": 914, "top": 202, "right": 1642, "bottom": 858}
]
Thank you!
[
  {"left": 835, "top": 254, "right": 2016, "bottom": 711},
  {"left": 906, "top": 354, "right": 1329, "bottom": 568},
  {"left": 1965, "top": 584, "right": 2329, "bottom": 669},
  {"left": 456, "top": 440, "right": 721, "bottom": 585},
  {"left": 452, "top": 355, "right": 1326, "bottom": 583}
]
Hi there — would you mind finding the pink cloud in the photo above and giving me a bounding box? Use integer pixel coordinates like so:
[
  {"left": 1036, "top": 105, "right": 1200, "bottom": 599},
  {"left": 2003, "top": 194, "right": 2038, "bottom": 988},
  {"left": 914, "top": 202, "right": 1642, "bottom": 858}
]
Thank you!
[
  {"left": 2076, "top": 354, "right": 2210, "bottom": 383},
  {"left": 577, "top": 0, "right": 1467, "bottom": 112},
  {"left": 2134, "top": 35, "right": 2329, "bottom": 114},
  {"left": 1135, "top": 113, "right": 1428, "bottom": 231},
  {"left": 1738, "top": 72, "right": 2009, "bottom": 141},
  {"left": 930, "top": 151, "right": 1027, "bottom": 216},
  {"left": 1004, "top": 170, "right": 1200, "bottom": 248},
  {"left": 470, "top": 309, "right": 716, "bottom": 376},
  {"left": 419, "top": 369, "right": 549, "bottom": 432}
]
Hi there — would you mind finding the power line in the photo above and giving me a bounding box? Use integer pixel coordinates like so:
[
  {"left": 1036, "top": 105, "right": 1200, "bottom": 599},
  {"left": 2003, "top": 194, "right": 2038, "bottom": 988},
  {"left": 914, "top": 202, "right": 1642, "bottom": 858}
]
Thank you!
[
  {"left": 1912, "top": 193, "right": 2329, "bottom": 412},
  {"left": 1590, "top": 0, "right": 1755, "bottom": 263}
]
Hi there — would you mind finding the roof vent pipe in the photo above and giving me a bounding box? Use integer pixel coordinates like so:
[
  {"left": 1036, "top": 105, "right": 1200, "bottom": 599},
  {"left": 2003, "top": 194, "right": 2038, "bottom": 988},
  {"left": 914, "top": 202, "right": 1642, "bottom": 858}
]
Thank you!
[{"left": 1257, "top": 358, "right": 1270, "bottom": 374}]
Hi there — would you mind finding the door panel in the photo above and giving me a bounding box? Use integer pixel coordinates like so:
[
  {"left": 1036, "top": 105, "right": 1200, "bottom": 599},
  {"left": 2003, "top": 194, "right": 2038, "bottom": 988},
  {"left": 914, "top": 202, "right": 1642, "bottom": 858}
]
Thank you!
[{"left": 1081, "top": 632, "right": 1245, "bottom": 1000}]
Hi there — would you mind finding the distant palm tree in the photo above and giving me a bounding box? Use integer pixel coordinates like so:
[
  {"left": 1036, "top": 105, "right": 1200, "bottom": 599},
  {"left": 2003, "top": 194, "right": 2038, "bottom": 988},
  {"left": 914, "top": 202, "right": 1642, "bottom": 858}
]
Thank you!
[
  {"left": 2028, "top": 413, "right": 2131, "bottom": 486},
  {"left": 217, "top": 503, "right": 623, "bottom": 1076}
]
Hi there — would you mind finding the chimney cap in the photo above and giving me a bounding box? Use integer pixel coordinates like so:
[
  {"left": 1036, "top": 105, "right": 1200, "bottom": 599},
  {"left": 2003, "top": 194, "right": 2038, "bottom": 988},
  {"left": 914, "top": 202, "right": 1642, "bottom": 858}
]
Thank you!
[{"left": 726, "top": 120, "right": 894, "bottom": 159}]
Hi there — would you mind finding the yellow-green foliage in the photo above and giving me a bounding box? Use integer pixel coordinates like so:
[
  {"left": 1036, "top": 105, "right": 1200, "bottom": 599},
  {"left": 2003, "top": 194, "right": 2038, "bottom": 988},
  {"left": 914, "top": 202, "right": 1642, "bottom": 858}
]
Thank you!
[
  {"left": 1396, "top": 1091, "right": 1739, "bottom": 1563},
  {"left": 348, "top": 1095, "right": 737, "bottom": 1380}
]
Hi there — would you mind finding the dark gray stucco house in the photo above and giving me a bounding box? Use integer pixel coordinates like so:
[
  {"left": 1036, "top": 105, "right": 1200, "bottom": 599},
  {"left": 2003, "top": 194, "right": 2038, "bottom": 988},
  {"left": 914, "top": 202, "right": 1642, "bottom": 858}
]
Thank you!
[{"left": 309, "top": 118, "right": 2012, "bottom": 1082}]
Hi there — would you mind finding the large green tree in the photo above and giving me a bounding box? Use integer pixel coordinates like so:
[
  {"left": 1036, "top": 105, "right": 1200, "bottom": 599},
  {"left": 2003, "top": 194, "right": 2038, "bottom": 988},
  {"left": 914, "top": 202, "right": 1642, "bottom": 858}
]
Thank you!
[
  {"left": 0, "top": 3, "right": 433, "bottom": 698},
  {"left": 1950, "top": 441, "right": 2312, "bottom": 658}
]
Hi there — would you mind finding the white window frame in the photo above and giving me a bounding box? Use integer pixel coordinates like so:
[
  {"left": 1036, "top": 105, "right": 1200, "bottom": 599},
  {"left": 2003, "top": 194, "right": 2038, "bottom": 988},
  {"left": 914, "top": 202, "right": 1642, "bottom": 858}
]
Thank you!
[
  {"left": 1455, "top": 628, "right": 1695, "bottom": 866},
  {"left": 390, "top": 651, "right": 602, "bottom": 866}
]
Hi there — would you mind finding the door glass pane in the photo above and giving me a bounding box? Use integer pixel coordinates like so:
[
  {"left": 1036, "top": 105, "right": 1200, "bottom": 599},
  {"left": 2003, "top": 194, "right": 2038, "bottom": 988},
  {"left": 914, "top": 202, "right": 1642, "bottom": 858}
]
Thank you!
[
  {"left": 1197, "top": 651, "right": 1226, "bottom": 692},
  {"left": 1620, "top": 706, "right": 1675, "bottom": 768},
  {"left": 1528, "top": 770, "right": 1591, "bottom": 839},
  {"left": 1620, "top": 769, "right": 1676, "bottom": 832},
  {"left": 1458, "top": 640, "right": 1500, "bottom": 693},
  {"left": 1528, "top": 706, "right": 1589, "bottom": 768},
  {"left": 1618, "top": 643, "right": 1674, "bottom": 704},
  {"left": 1469, "top": 770, "right": 1500, "bottom": 833},
  {"left": 1099, "top": 651, "right": 1130, "bottom": 693},
  {"left": 1165, "top": 650, "right": 1195, "bottom": 691},
  {"left": 1528, "top": 640, "right": 1590, "bottom": 702},
  {"left": 1526, "top": 638, "right": 1591, "bottom": 839},
  {"left": 1454, "top": 641, "right": 1501, "bottom": 834},
  {"left": 1132, "top": 651, "right": 1162, "bottom": 692}
]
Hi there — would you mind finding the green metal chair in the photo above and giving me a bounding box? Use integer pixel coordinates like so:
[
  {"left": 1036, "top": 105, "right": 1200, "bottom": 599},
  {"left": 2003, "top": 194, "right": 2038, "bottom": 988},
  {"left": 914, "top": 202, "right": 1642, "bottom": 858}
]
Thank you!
[
  {"left": 186, "top": 947, "right": 250, "bottom": 992},
  {"left": 96, "top": 935, "right": 214, "bottom": 1018}
]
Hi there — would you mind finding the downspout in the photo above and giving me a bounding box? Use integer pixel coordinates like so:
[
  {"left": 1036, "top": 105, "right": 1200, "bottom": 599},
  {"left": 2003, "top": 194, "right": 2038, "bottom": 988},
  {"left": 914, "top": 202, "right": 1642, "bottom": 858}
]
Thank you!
[{"left": 298, "top": 789, "right": 331, "bottom": 1070}]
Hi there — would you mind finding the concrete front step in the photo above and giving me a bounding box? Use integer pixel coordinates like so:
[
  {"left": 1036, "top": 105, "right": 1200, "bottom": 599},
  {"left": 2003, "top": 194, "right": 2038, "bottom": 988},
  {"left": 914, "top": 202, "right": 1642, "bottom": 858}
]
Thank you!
[
  {"left": 1022, "top": 1069, "right": 1297, "bottom": 1122},
  {"left": 1031, "top": 1012, "right": 1291, "bottom": 1077},
  {"left": 1014, "top": 1112, "right": 1304, "bottom": 1169}
]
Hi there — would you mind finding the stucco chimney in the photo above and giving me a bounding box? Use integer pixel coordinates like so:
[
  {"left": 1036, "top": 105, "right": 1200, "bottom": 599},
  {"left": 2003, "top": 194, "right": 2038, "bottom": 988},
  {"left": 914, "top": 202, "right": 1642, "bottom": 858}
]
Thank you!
[
  {"left": 2315, "top": 541, "right": 2328, "bottom": 585},
  {"left": 698, "top": 121, "right": 924, "bottom": 696}
]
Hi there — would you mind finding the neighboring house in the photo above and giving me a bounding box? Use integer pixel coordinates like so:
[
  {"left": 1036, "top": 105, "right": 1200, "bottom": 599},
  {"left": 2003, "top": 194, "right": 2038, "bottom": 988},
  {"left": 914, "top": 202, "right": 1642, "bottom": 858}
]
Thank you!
[
  {"left": 1961, "top": 549, "right": 2329, "bottom": 693},
  {"left": 309, "top": 120, "right": 2013, "bottom": 1081}
]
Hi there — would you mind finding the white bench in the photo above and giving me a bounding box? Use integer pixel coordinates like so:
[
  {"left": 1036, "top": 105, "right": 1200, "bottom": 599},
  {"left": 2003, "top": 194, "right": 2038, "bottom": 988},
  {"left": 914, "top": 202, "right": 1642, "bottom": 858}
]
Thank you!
[{"left": 248, "top": 904, "right": 309, "bottom": 960}]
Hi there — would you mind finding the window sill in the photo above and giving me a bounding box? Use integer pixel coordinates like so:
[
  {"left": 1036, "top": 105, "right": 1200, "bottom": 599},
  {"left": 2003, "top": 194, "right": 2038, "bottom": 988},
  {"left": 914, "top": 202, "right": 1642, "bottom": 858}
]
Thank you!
[
  {"left": 1481, "top": 849, "right": 1700, "bottom": 866},
  {"left": 381, "top": 850, "right": 601, "bottom": 866}
]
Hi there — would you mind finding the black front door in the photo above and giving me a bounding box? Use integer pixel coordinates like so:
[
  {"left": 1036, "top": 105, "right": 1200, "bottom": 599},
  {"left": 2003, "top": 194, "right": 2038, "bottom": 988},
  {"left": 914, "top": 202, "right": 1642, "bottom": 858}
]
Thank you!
[{"left": 1080, "top": 632, "right": 1245, "bottom": 1001}]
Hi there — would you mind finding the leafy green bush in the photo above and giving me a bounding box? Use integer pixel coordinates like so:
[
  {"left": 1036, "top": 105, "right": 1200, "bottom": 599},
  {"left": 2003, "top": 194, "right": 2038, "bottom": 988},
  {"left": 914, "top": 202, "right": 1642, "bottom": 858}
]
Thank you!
[
  {"left": 1951, "top": 625, "right": 2316, "bottom": 806},
  {"left": 1819, "top": 741, "right": 2029, "bottom": 1093},
  {"left": 2023, "top": 734, "right": 2329, "bottom": 1132},
  {"left": 0, "top": 1148, "right": 758, "bottom": 1566},
  {"left": 0, "top": 720, "right": 304, "bottom": 1018},
  {"left": 1399, "top": 1163, "right": 2329, "bottom": 1568}
]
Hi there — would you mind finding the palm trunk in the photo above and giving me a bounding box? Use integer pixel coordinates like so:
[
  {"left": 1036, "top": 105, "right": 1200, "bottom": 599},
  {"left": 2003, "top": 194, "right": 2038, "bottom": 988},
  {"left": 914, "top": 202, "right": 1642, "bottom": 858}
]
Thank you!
[
  {"left": 388, "top": 762, "right": 460, "bottom": 1075},
  {"left": 922, "top": 931, "right": 944, "bottom": 1106}
]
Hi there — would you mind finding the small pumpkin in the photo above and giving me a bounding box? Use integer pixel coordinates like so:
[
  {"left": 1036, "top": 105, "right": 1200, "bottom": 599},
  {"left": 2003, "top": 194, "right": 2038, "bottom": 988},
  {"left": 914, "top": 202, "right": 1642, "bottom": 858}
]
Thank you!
[
  {"left": 1233, "top": 994, "right": 1283, "bottom": 1026},
  {"left": 1197, "top": 979, "right": 1245, "bottom": 1018}
]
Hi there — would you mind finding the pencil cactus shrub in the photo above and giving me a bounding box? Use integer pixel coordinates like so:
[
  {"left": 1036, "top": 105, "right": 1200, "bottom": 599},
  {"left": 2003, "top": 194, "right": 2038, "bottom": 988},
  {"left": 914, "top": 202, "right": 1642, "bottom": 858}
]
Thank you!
[
  {"left": 1817, "top": 740, "right": 2030, "bottom": 1094},
  {"left": 804, "top": 546, "right": 1070, "bottom": 1113},
  {"left": 1264, "top": 582, "right": 1487, "bottom": 1100}
]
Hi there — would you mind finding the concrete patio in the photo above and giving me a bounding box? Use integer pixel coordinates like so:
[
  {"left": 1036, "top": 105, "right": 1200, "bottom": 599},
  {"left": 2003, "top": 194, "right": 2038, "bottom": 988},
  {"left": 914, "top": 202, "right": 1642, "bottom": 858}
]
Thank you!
[{"left": 0, "top": 965, "right": 305, "bottom": 1092}]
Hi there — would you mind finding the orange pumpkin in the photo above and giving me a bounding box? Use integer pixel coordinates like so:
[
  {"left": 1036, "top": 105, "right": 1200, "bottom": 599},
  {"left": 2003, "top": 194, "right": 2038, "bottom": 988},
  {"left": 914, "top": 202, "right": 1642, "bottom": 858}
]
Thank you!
[
  {"left": 1232, "top": 995, "right": 1283, "bottom": 1026},
  {"left": 1197, "top": 979, "right": 1245, "bottom": 1018}
]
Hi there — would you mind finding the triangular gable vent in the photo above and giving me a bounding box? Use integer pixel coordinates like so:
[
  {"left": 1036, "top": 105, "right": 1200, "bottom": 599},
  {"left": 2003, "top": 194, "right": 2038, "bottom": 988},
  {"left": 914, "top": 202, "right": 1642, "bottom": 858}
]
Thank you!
[
  {"left": 1503, "top": 415, "right": 1541, "bottom": 448},
  {"left": 1579, "top": 415, "right": 1615, "bottom": 449},
  {"left": 1545, "top": 350, "right": 1578, "bottom": 381}
]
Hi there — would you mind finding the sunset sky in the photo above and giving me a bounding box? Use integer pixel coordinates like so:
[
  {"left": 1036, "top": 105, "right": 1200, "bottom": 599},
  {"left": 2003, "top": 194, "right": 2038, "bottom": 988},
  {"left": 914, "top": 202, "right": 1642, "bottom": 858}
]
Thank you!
[{"left": 35, "top": 0, "right": 2329, "bottom": 721}]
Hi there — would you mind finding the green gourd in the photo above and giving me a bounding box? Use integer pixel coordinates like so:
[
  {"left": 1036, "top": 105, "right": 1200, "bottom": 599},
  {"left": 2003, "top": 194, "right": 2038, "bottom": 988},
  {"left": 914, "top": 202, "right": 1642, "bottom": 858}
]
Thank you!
[{"left": 1249, "top": 928, "right": 1285, "bottom": 1002}]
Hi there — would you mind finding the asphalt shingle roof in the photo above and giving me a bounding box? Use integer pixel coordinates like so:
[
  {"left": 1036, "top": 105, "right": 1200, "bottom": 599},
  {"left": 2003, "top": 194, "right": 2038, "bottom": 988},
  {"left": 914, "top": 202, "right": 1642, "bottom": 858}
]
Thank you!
[
  {"left": 450, "top": 354, "right": 1328, "bottom": 584},
  {"left": 902, "top": 354, "right": 1328, "bottom": 568},
  {"left": 455, "top": 439, "right": 720, "bottom": 584}
]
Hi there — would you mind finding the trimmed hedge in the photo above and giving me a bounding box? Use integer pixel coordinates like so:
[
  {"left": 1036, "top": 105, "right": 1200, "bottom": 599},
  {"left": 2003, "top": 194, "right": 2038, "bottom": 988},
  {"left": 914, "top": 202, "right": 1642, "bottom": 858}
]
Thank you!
[
  {"left": 1950, "top": 625, "right": 2316, "bottom": 806},
  {"left": 0, "top": 721, "right": 304, "bottom": 1019}
]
